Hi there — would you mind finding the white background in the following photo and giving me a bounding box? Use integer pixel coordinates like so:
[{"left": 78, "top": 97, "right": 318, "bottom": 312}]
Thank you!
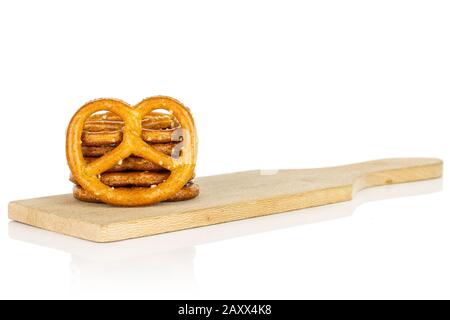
[{"left": 0, "top": 0, "right": 449, "bottom": 299}]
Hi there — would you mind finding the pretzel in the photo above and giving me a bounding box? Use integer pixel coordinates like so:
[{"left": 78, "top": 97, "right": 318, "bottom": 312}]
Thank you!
[
  {"left": 73, "top": 183, "right": 199, "bottom": 203},
  {"left": 82, "top": 128, "right": 182, "bottom": 146},
  {"left": 70, "top": 171, "right": 195, "bottom": 187},
  {"left": 66, "top": 96, "right": 197, "bottom": 206},
  {"left": 84, "top": 156, "right": 164, "bottom": 172},
  {"left": 82, "top": 111, "right": 182, "bottom": 146},
  {"left": 87, "top": 111, "right": 178, "bottom": 130},
  {"left": 81, "top": 142, "right": 179, "bottom": 158}
]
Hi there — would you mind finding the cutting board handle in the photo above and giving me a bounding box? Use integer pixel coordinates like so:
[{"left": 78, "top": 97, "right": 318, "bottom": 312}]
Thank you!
[{"left": 325, "top": 158, "right": 443, "bottom": 194}]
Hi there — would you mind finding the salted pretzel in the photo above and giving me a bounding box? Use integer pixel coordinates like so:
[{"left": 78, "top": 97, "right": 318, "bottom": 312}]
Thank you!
[
  {"left": 82, "top": 128, "right": 182, "bottom": 146},
  {"left": 82, "top": 112, "right": 182, "bottom": 146},
  {"left": 81, "top": 142, "right": 178, "bottom": 157},
  {"left": 69, "top": 171, "right": 195, "bottom": 187},
  {"left": 73, "top": 183, "right": 199, "bottom": 204},
  {"left": 87, "top": 111, "right": 178, "bottom": 129},
  {"left": 66, "top": 96, "right": 197, "bottom": 206},
  {"left": 84, "top": 156, "right": 164, "bottom": 172}
]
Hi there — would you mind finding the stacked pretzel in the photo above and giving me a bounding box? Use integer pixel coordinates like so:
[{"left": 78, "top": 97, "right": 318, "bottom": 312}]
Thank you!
[{"left": 67, "top": 97, "right": 199, "bottom": 207}]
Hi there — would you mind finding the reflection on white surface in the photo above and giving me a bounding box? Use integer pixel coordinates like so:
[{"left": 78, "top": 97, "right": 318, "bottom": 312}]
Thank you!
[{"left": 8, "top": 179, "right": 443, "bottom": 294}]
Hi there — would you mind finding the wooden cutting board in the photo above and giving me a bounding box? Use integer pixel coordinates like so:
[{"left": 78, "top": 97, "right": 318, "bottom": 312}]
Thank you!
[{"left": 8, "top": 158, "right": 443, "bottom": 243}]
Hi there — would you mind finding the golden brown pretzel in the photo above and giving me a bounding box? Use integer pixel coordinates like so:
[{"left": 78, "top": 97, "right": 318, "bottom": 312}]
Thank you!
[
  {"left": 84, "top": 156, "right": 164, "bottom": 172},
  {"left": 70, "top": 171, "right": 195, "bottom": 187},
  {"left": 86, "top": 111, "right": 179, "bottom": 122},
  {"left": 66, "top": 96, "right": 197, "bottom": 206},
  {"left": 81, "top": 143, "right": 179, "bottom": 157},
  {"left": 82, "top": 128, "right": 182, "bottom": 146},
  {"left": 73, "top": 183, "right": 199, "bottom": 203},
  {"left": 87, "top": 111, "right": 178, "bottom": 127}
]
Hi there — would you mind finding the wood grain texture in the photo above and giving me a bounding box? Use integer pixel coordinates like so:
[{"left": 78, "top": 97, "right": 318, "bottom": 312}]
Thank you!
[{"left": 8, "top": 158, "right": 443, "bottom": 242}]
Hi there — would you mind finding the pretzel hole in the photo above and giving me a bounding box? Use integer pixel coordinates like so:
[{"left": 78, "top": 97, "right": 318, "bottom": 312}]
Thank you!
[
  {"left": 68, "top": 110, "right": 126, "bottom": 186},
  {"left": 84, "top": 111, "right": 125, "bottom": 134},
  {"left": 81, "top": 110, "right": 124, "bottom": 159},
  {"left": 140, "top": 110, "right": 184, "bottom": 160},
  {"left": 152, "top": 108, "right": 172, "bottom": 115}
]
